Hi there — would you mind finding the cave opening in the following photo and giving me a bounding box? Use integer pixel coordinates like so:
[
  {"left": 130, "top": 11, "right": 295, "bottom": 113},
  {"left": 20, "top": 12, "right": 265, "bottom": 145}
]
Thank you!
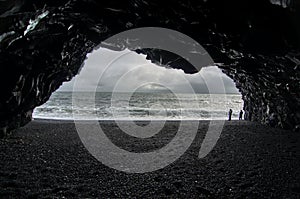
[
  {"left": 33, "top": 48, "right": 244, "bottom": 121},
  {"left": 1, "top": 1, "right": 300, "bottom": 197}
]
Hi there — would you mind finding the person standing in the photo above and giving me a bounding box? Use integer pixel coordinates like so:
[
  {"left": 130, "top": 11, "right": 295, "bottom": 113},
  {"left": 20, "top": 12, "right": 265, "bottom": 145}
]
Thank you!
[
  {"left": 239, "top": 110, "right": 243, "bottom": 120},
  {"left": 228, "top": 109, "right": 232, "bottom": 121}
]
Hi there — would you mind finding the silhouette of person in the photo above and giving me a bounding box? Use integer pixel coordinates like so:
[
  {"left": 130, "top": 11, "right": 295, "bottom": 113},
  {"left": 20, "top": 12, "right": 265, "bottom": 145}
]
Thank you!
[
  {"left": 239, "top": 110, "right": 243, "bottom": 120},
  {"left": 228, "top": 109, "right": 232, "bottom": 121},
  {"left": 249, "top": 112, "right": 252, "bottom": 121},
  {"left": 244, "top": 110, "right": 248, "bottom": 120}
]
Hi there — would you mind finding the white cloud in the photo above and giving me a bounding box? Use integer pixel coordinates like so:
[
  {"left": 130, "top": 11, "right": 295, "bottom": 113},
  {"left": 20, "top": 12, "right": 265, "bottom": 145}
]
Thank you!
[{"left": 58, "top": 48, "right": 239, "bottom": 94}]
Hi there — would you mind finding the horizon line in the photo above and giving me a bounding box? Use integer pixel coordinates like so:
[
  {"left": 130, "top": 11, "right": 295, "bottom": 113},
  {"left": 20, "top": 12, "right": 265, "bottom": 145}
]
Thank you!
[{"left": 56, "top": 90, "right": 241, "bottom": 95}]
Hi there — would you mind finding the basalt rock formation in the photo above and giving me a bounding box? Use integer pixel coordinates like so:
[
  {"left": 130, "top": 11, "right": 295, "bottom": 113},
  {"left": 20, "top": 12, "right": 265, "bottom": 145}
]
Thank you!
[{"left": 0, "top": 0, "right": 299, "bottom": 136}]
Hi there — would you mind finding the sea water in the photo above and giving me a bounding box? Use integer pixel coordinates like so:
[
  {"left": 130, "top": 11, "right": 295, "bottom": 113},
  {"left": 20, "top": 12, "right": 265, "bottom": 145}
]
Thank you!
[{"left": 33, "top": 92, "right": 244, "bottom": 120}]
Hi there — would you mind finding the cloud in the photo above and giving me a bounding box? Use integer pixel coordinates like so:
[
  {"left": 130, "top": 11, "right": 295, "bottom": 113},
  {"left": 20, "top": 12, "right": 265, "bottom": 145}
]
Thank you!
[{"left": 58, "top": 48, "right": 239, "bottom": 94}]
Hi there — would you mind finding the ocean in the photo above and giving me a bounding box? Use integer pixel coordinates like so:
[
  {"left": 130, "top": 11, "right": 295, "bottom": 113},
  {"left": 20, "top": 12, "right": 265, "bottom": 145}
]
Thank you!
[{"left": 33, "top": 92, "right": 244, "bottom": 120}]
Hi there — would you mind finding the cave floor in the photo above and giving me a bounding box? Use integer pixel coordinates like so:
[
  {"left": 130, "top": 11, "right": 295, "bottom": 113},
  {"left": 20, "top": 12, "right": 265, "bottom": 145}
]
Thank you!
[{"left": 0, "top": 120, "right": 299, "bottom": 198}]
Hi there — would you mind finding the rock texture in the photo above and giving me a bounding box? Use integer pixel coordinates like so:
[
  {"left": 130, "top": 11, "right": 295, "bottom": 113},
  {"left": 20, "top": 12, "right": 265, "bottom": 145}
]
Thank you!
[{"left": 0, "top": 0, "right": 299, "bottom": 135}]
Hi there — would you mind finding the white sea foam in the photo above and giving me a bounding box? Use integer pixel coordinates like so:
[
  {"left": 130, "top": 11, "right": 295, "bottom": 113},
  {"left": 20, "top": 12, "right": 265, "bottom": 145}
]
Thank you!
[{"left": 33, "top": 92, "right": 244, "bottom": 120}]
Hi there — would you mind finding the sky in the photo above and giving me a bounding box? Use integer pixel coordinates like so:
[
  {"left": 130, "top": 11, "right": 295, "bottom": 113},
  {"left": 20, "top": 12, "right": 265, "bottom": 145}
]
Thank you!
[{"left": 58, "top": 48, "right": 239, "bottom": 94}]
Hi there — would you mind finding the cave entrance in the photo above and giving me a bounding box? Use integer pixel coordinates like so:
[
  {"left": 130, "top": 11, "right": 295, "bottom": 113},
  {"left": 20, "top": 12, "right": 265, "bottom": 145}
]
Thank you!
[{"left": 33, "top": 48, "right": 244, "bottom": 120}]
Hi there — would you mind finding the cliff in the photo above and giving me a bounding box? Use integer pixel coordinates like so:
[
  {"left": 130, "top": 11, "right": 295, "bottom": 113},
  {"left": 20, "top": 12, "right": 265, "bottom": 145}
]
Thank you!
[{"left": 0, "top": 0, "right": 299, "bottom": 136}]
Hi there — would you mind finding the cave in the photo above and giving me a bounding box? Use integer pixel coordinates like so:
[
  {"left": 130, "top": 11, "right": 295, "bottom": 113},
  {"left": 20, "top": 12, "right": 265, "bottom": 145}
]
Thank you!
[
  {"left": 0, "top": 0, "right": 299, "bottom": 136},
  {"left": 32, "top": 47, "right": 244, "bottom": 121}
]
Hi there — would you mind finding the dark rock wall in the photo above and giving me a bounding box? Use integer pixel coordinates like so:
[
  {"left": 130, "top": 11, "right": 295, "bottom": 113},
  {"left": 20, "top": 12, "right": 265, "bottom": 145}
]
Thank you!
[{"left": 0, "top": 0, "right": 299, "bottom": 135}]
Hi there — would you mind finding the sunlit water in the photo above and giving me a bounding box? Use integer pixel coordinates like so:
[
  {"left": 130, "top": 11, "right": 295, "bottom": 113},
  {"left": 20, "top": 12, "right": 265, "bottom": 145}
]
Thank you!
[{"left": 33, "top": 92, "right": 244, "bottom": 120}]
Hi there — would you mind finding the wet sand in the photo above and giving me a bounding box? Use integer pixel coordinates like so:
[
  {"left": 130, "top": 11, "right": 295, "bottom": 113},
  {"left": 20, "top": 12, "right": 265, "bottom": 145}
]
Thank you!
[{"left": 0, "top": 119, "right": 299, "bottom": 198}]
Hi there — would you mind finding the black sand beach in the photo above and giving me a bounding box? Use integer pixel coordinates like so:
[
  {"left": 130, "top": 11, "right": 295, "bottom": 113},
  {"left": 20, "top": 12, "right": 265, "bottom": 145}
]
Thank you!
[{"left": 1, "top": 120, "right": 299, "bottom": 198}]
